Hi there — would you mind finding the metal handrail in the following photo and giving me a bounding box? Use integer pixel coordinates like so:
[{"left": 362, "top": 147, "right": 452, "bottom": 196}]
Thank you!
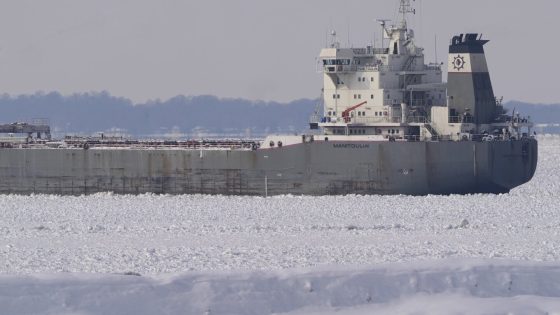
[
  {"left": 351, "top": 116, "right": 431, "bottom": 124},
  {"left": 350, "top": 117, "right": 391, "bottom": 124},
  {"left": 449, "top": 116, "right": 474, "bottom": 123}
]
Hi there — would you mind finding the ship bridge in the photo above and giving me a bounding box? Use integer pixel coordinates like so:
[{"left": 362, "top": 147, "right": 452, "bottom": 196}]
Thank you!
[
  {"left": 313, "top": 0, "right": 533, "bottom": 142},
  {"left": 316, "top": 0, "right": 445, "bottom": 139}
]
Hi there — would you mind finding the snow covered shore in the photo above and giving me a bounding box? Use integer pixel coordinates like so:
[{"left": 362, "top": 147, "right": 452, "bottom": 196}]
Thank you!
[
  {"left": 1, "top": 137, "right": 560, "bottom": 314},
  {"left": 2, "top": 259, "right": 560, "bottom": 314}
]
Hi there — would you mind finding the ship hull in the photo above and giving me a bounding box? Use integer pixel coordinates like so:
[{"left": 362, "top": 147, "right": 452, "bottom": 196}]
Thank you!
[{"left": 0, "top": 139, "right": 537, "bottom": 196}]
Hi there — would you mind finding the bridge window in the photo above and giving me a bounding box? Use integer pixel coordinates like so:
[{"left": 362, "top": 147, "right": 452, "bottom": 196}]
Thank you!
[
  {"left": 371, "top": 94, "right": 374, "bottom": 99},
  {"left": 323, "top": 59, "right": 351, "bottom": 66}
]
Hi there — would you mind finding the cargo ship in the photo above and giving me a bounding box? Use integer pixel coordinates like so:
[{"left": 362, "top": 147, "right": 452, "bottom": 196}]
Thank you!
[{"left": 0, "top": 0, "right": 537, "bottom": 196}]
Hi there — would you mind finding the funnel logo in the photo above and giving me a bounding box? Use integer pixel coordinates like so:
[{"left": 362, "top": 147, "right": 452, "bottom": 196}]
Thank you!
[{"left": 452, "top": 55, "right": 466, "bottom": 71}]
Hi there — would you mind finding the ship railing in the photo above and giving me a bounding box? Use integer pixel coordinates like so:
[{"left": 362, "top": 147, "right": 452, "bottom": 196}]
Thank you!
[
  {"left": 424, "top": 64, "right": 442, "bottom": 71},
  {"left": 409, "top": 99, "right": 439, "bottom": 107},
  {"left": 324, "top": 65, "right": 354, "bottom": 73},
  {"left": 383, "top": 100, "right": 402, "bottom": 106},
  {"left": 351, "top": 48, "right": 389, "bottom": 55},
  {"left": 309, "top": 114, "right": 321, "bottom": 124},
  {"left": 321, "top": 63, "right": 439, "bottom": 74},
  {"left": 356, "top": 65, "right": 381, "bottom": 72},
  {"left": 398, "top": 132, "right": 534, "bottom": 143},
  {"left": 348, "top": 116, "right": 430, "bottom": 124},
  {"left": 324, "top": 65, "right": 381, "bottom": 73},
  {"left": 62, "top": 139, "right": 262, "bottom": 150},
  {"left": 493, "top": 115, "right": 532, "bottom": 124},
  {"left": 403, "top": 135, "right": 422, "bottom": 142},
  {"left": 406, "top": 116, "right": 430, "bottom": 124},
  {"left": 352, "top": 48, "right": 367, "bottom": 55},
  {"left": 372, "top": 48, "right": 389, "bottom": 54},
  {"left": 350, "top": 117, "right": 391, "bottom": 124},
  {"left": 449, "top": 116, "right": 474, "bottom": 123},
  {"left": 324, "top": 64, "right": 403, "bottom": 73},
  {"left": 389, "top": 117, "right": 429, "bottom": 124}
]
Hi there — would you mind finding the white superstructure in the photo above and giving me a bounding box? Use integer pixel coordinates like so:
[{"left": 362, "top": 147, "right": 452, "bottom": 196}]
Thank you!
[{"left": 311, "top": 0, "right": 533, "bottom": 142}]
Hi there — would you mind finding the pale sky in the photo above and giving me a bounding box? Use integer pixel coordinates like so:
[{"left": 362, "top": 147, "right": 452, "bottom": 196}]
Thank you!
[{"left": 0, "top": 0, "right": 557, "bottom": 104}]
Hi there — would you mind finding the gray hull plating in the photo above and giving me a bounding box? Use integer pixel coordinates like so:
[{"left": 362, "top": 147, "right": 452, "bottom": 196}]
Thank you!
[{"left": 0, "top": 139, "right": 537, "bottom": 196}]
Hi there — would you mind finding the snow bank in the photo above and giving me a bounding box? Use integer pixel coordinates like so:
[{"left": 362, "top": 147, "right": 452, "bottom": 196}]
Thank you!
[{"left": 2, "top": 259, "right": 560, "bottom": 315}]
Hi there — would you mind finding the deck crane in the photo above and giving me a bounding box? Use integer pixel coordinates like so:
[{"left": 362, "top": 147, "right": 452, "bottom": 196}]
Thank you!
[{"left": 342, "top": 101, "right": 367, "bottom": 123}]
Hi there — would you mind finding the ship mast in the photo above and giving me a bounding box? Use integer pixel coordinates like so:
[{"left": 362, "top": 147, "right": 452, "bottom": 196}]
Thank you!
[{"left": 399, "top": 0, "right": 416, "bottom": 28}]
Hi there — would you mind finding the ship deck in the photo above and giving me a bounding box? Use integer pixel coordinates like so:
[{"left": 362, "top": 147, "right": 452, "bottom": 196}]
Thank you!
[{"left": 0, "top": 138, "right": 262, "bottom": 151}]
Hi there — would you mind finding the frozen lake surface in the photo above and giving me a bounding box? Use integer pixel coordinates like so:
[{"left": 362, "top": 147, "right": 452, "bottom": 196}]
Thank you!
[
  {"left": 1, "top": 138, "right": 558, "bottom": 275},
  {"left": 1, "top": 137, "right": 559, "bottom": 314}
]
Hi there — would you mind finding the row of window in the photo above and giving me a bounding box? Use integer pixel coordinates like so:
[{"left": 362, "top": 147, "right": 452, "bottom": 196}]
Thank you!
[
  {"left": 387, "top": 129, "right": 400, "bottom": 134},
  {"left": 352, "top": 94, "right": 376, "bottom": 100},
  {"left": 332, "top": 129, "right": 367, "bottom": 135},
  {"left": 357, "top": 77, "right": 375, "bottom": 82},
  {"left": 333, "top": 93, "right": 378, "bottom": 100},
  {"left": 349, "top": 129, "right": 367, "bottom": 135},
  {"left": 323, "top": 59, "right": 351, "bottom": 66},
  {"left": 327, "top": 110, "right": 388, "bottom": 117}
]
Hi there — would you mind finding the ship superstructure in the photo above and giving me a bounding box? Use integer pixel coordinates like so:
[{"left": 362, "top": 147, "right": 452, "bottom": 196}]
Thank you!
[{"left": 310, "top": 0, "right": 532, "bottom": 143}]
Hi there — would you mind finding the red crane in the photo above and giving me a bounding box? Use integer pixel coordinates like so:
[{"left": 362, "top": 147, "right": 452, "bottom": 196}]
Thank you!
[{"left": 342, "top": 101, "right": 367, "bottom": 123}]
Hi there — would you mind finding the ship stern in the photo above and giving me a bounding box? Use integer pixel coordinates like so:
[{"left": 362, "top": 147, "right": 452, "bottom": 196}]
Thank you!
[{"left": 483, "top": 138, "right": 538, "bottom": 193}]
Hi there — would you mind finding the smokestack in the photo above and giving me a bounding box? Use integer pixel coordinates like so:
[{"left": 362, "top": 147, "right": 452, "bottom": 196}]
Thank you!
[{"left": 447, "top": 33, "right": 496, "bottom": 125}]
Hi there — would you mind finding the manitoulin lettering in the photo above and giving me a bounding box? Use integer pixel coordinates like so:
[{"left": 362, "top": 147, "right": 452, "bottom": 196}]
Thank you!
[{"left": 333, "top": 144, "right": 370, "bottom": 149}]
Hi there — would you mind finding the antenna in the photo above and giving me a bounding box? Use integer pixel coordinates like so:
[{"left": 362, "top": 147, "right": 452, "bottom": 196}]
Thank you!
[
  {"left": 376, "top": 19, "right": 390, "bottom": 50},
  {"left": 329, "top": 30, "right": 340, "bottom": 48},
  {"left": 347, "top": 24, "right": 350, "bottom": 47},
  {"left": 398, "top": 0, "right": 416, "bottom": 27},
  {"left": 434, "top": 34, "right": 438, "bottom": 64},
  {"left": 399, "top": 0, "right": 416, "bottom": 15}
]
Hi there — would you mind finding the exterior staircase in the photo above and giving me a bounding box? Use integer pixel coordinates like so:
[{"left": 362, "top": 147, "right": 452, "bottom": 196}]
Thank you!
[{"left": 424, "top": 124, "right": 439, "bottom": 140}]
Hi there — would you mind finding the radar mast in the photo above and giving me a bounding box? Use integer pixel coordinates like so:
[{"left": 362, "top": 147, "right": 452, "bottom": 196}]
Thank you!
[{"left": 398, "top": 0, "right": 416, "bottom": 28}]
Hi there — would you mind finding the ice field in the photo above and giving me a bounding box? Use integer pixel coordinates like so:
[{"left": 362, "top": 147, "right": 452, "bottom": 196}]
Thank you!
[{"left": 1, "top": 136, "right": 560, "bottom": 314}]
